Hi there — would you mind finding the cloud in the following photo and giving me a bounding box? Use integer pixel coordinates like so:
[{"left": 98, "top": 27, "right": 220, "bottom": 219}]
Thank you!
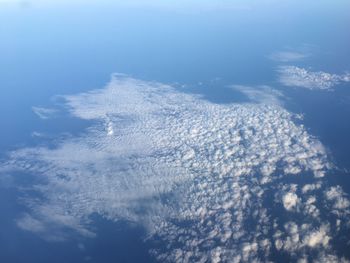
[
  {"left": 231, "top": 85, "right": 285, "bottom": 105},
  {"left": 282, "top": 192, "right": 299, "bottom": 211},
  {"left": 32, "top": 106, "right": 58, "bottom": 119},
  {"left": 325, "top": 186, "right": 350, "bottom": 217},
  {"left": 277, "top": 66, "right": 350, "bottom": 90},
  {"left": 2, "top": 74, "right": 350, "bottom": 262},
  {"left": 273, "top": 222, "right": 332, "bottom": 253},
  {"left": 269, "top": 51, "right": 309, "bottom": 62},
  {"left": 303, "top": 225, "right": 330, "bottom": 248},
  {"left": 301, "top": 183, "right": 321, "bottom": 194}
]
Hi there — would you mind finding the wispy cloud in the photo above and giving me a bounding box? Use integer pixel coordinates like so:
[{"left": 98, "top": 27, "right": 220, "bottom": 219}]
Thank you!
[
  {"left": 2, "top": 74, "right": 350, "bottom": 262},
  {"left": 269, "top": 51, "right": 310, "bottom": 63},
  {"left": 32, "top": 106, "right": 58, "bottom": 119},
  {"left": 231, "top": 85, "right": 285, "bottom": 105}
]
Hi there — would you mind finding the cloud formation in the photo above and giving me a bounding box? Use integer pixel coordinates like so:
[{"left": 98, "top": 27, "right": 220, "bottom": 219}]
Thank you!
[
  {"left": 2, "top": 75, "right": 350, "bottom": 262},
  {"left": 231, "top": 85, "right": 285, "bottom": 105},
  {"left": 269, "top": 51, "right": 309, "bottom": 62},
  {"left": 278, "top": 66, "right": 350, "bottom": 90},
  {"left": 31, "top": 106, "right": 58, "bottom": 119}
]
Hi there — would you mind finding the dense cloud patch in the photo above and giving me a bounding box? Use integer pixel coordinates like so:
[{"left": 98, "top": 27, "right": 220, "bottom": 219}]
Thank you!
[
  {"left": 1, "top": 75, "right": 350, "bottom": 262},
  {"left": 277, "top": 66, "right": 350, "bottom": 91}
]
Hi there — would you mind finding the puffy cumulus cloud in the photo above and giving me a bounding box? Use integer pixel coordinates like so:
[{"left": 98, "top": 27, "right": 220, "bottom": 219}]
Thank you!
[
  {"left": 276, "top": 184, "right": 321, "bottom": 217},
  {"left": 325, "top": 186, "right": 350, "bottom": 209},
  {"left": 2, "top": 74, "right": 350, "bottom": 262},
  {"left": 303, "top": 195, "right": 320, "bottom": 218},
  {"left": 278, "top": 66, "right": 350, "bottom": 90},
  {"left": 303, "top": 225, "right": 330, "bottom": 248},
  {"left": 324, "top": 186, "right": 350, "bottom": 221},
  {"left": 282, "top": 192, "right": 299, "bottom": 211},
  {"left": 273, "top": 222, "right": 331, "bottom": 252}
]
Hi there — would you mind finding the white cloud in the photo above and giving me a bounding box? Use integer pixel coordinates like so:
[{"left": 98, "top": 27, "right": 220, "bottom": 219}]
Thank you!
[
  {"left": 303, "top": 225, "right": 330, "bottom": 248},
  {"left": 2, "top": 74, "right": 349, "bottom": 262},
  {"left": 282, "top": 192, "right": 299, "bottom": 211},
  {"left": 32, "top": 106, "right": 58, "bottom": 119},
  {"left": 17, "top": 213, "right": 47, "bottom": 235},
  {"left": 231, "top": 85, "right": 285, "bottom": 105},
  {"left": 273, "top": 222, "right": 333, "bottom": 254},
  {"left": 277, "top": 66, "right": 350, "bottom": 90},
  {"left": 269, "top": 51, "right": 309, "bottom": 62},
  {"left": 302, "top": 183, "right": 322, "bottom": 194},
  {"left": 325, "top": 186, "right": 350, "bottom": 217}
]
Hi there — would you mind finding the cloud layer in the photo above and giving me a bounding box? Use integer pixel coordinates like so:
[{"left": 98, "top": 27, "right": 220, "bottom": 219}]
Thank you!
[{"left": 2, "top": 75, "right": 350, "bottom": 262}]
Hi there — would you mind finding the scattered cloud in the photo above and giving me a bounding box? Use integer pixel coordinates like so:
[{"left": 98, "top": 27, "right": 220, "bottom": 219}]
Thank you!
[
  {"left": 273, "top": 222, "right": 331, "bottom": 253},
  {"left": 303, "top": 225, "right": 330, "bottom": 248},
  {"left": 2, "top": 74, "right": 350, "bottom": 262},
  {"left": 277, "top": 66, "right": 350, "bottom": 90},
  {"left": 325, "top": 186, "right": 350, "bottom": 216}
]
